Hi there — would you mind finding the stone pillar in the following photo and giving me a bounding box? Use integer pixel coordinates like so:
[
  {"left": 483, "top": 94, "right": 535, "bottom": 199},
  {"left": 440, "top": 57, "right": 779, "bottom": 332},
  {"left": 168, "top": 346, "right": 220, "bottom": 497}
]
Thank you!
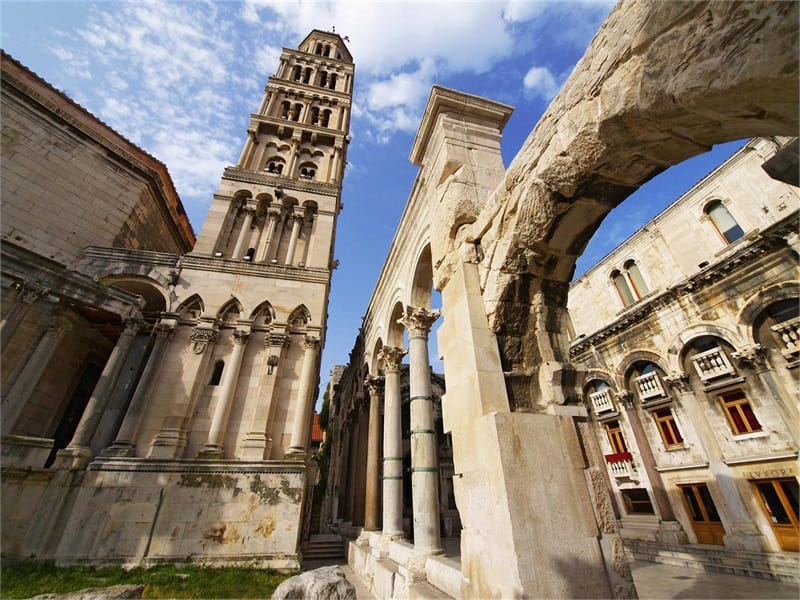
[
  {"left": 0, "top": 282, "right": 48, "bottom": 351},
  {"left": 286, "top": 138, "right": 300, "bottom": 177},
  {"left": 378, "top": 345, "right": 407, "bottom": 537},
  {"left": 343, "top": 419, "right": 358, "bottom": 522},
  {"left": 237, "top": 128, "right": 258, "bottom": 167},
  {"left": 148, "top": 318, "right": 219, "bottom": 458},
  {"left": 666, "top": 372, "right": 767, "bottom": 551},
  {"left": 102, "top": 316, "right": 177, "bottom": 457},
  {"left": 364, "top": 375, "right": 384, "bottom": 532},
  {"left": 2, "top": 312, "right": 75, "bottom": 435},
  {"left": 265, "top": 89, "right": 280, "bottom": 117},
  {"left": 269, "top": 211, "right": 288, "bottom": 263},
  {"left": 232, "top": 205, "right": 257, "bottom": 259},
  {"left": 55, "top": 313, "right": 143, "bottom": 469},
  {"left": 286, "top": 335, "right": 320, "bottom": 456},
  {"left": 399, "top": 305, "right": 442, "bottom": 555},
  {"left": 241, "top": 331, "right": 290, "bottom": 459},
  {"left": 200, "top": 325, "right": 251, "bottom": 458},
  {"left": 256, "top": 207, "right": 281, "bottom": 263},
  {"left": 284, "top": 207, "right": 305, "bottom": 266}
]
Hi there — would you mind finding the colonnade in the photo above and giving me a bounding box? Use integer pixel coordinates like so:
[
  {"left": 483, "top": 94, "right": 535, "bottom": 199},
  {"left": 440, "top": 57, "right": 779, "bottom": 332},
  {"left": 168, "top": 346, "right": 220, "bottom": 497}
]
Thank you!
[{"left": 333, "top": 305, "right": 447, "bottom": 557}]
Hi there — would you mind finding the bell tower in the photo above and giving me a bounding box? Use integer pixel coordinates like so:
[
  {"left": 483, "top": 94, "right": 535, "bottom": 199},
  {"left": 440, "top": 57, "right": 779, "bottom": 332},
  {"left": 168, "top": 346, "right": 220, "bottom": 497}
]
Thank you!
[{"left": 193, "top": 29, "right": 353, "bottom": 265}]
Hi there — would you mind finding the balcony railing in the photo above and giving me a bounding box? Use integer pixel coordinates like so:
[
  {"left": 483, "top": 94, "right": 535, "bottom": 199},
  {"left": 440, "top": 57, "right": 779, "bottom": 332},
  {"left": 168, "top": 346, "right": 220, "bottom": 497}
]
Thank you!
[
  {"left": 604, "top": 452, "right": 636, "bottom": 480},
  {"left": 589, "top": 389, "right": 615, "bottom": 414},
  {"left": 771, "top": 316, "right": 800, "bottom": 359},
  {"left": 633, "top": 371, "right": 666, "bottom": 400},
  {"left": 691, "top": 346, "right": 736, "bottom": 381}
]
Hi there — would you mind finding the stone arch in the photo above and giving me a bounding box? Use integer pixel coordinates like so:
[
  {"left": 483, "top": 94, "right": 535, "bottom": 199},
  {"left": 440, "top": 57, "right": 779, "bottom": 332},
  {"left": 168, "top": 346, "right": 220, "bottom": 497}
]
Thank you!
[
  {"left": 371, "top": 338, "right": 384, "bottom": 374},
  {"left": 737, "top": 280, "right": 800, "bottom": 332},
  {"left": 617, "top": 350, "right": 670, "bottom": 383},
  {"left": 482, "top": 2, "right": 797, "bottom": 412},
  {"left": 287, "top": 304, "right": 311, "bottom": 331},
  {"left": 668, "top": 322, "right": 744, "bottom": 368},
  {"left": 177, "top": 293, "right": 204, "bottom": 323},
  {"left": 386, "top": 301, "right": 406, "bottom": 347},
  {"left": 100, "top": 276, "right": 167, "bottom": 322},
  {"left": 250, "top": 300, "right": 275, "bottom": 329},
  {"left": 217, "top": 298, "right": 243, "bottom": 325},
  {"left": 583, "top": 367, "right": 619, "bottom": 391},
  {"left": 410, "top": 244, "right": 434, "bottom": 308}
]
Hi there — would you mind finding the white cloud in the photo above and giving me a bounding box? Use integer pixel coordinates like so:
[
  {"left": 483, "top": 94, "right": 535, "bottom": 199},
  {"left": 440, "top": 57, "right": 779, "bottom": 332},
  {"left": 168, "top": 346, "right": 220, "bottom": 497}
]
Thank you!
[{"left": 523, "top": 65, "right": 560, "bottom": 100}]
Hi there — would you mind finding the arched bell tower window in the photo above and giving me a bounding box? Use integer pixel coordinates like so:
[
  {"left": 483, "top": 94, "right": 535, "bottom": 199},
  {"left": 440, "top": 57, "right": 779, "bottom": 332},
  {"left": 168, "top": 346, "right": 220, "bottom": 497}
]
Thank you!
[
  {"left": 303, "top": 68, "right": 312, "bottom": 84},
  {"left": 705, "top": 200, "right": 744, "bottom": 244},
  {"left": 328, "top": 73, "right": 337, "bottom": 90},
  {"left": 319, "top": 71, "right": 328, "bottom": 88},
  {"left": 280, "top": 101, "right": 291, "bottom": 119},
  {"left": 266, "top": 157, "right": 285, "bottom": 174},
  {"left": 320, "top": 109, "right": 331, "bottom": 128},
  {"left": 299, "top": 163, "right": 316, "bottom": 180},
  {"left": 291, "top": 103, "right": 303, "bottom": 122},
  {"left": 315, "top": 43, "right": 323, "bottom": 55},
  {"left": 292, "top": 66, "right": 302, "bottom": 82}
]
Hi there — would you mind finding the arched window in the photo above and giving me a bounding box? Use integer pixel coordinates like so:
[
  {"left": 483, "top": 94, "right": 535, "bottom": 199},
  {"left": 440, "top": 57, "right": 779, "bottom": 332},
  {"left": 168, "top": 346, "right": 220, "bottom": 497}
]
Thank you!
[
  {"left": 320, "top": 109, "right": 331, "bottom": 128},
  {"left": 209, "top": 360, "right": 224, "bottom": 385},
  {"left": 315, "top": 43, "right": 323, "bottom": 55},
  {"left": 266, "top": 157, "right": 285, "bottom": 174},
  {"left": 303, "top": 67, "right": 312, "bottom": 84},
  {"left": 291, "top": 103, "right": 302, "bottom": 122},
  {"left": 329, "top": 73, "right": 337, "bottom": 90},
  {"left": 319, "top": 71, "right": 328, "bottom": 88},
  {"left": 292, "top": 66, "right": 302, "bottom": 82},
  {"left": 612, "top": 269, "right": 635, "bottom": 307},
  {"left": 309, "top": 107, "right": 320, "bottom": 126},
  {"left": 280, "top": 101, "right": 291, "bottom": 119},
  {"left": 624, "top": 260, "right": 649, "bottom": 297},
  {"left": 299, "top": 164, "right": 316, "bottom": 180},
  {"left": 705, "top": 200, "right": 744, "bottom": 243},
  {"left": 244, "top": 248, "right": 255, "bottom": 261}
]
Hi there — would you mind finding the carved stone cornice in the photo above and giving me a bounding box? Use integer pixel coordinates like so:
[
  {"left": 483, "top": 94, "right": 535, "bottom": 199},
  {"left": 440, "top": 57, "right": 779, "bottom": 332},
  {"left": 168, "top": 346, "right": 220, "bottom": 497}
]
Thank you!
[
  {"left": 378, "top": 346, "right": 407, "bottom": 372},
  {"left": 266, "top": 332, "right": 290, "bottom": 348},
  {"left": 399, "top": 306, "right": 440, "bottom": 337},
  {"left": 222, "top": 166, "right": 338, "bottom": 197}
]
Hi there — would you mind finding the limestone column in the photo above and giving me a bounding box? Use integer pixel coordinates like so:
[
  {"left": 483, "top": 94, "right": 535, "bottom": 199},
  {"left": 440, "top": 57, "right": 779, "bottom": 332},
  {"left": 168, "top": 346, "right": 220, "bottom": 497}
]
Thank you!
[
  {"left": 265, "top": 90, "right": 280, "bottom": 117},
  {"left": 232, "top": 205, "right": 257, "bottom": 259},
  {"left": 200, "top": 325, "right": 251, "bottom": 457},
  {"left": 285, "top": 207, "right": 305, "bottom": 266},
  {"left": 237, "top": 128, "right": 258, "bottom": 167},
  {"left": 102, "top": 316, "right": 177, "bottom": 457},
  {"left": 379, "top": 345, "right": 407, "bottom": 537},
  {"left": 364, "top": 375, "right": 384, "bottom": 531},
  {"left": 55, "top": 313, "right": 143, "bottom": 469},
  {"left": 241, "top": 331, "right": 290, "bottom": 459},
  {"left": 399, "top": 305, "right": 442, "bottom": 554},
  {"left": 2, "top": 312, "right": 75, "bottom": 435},
  {"left": 269, "top": 211, "right": 288, "bottom": 262},
  {"left": 286, "top": 335, "right": 320, "bottom": 456},
  {"left": 256, "top": 207, "right": 281, "bottom": 263},
  {"left": 286, "top": 138, "right": 300, "bottom": 177},
  {"left": 0, "top": 282, "right": 48, "bottom": 351},
  {"left": 343, "top": 419, "right": 358, "bottom": 522}
]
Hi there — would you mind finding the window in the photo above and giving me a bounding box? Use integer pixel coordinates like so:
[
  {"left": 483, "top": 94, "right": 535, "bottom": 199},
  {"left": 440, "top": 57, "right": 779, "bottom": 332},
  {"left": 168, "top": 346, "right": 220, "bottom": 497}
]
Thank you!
[
  {"left": 209, "top": 360, "right": 224, "bottom": 385},
  {"left": 719, "top": 389, "right": 762, "bottom": 434},
  {"left": 612, "top": 270, "right": 635, "bottom": 307},
  {"left": 299, "top": 164, "right": 316, "bottom": 180},
  {"left": 621, "top": 488, "right": 655, "bottom": 514},
  {"left": 320, "top": 109, "right": 331, "bottom": 128},
  {"left": 654, "top": 408, "right": 683, "bottom": 447},
  {"left": 319, "top": 71, "right": 328, "bottom": 88},
  {"left": 302, "top": 68, "right": 312, "bottom": 84},
  {"left": 605, "top": 420, "right": 628, "bottom": 454},
  {"left": 624, "top": 260, "right": 649, "bottom": 297},
  {"left": 329, "top": 73, "right": 337, "bottom": 90},
  {"left": 292, "top": 66, "right": 302, "bottom": 82},
  {"left": 705, "top": 200, "right": 744, "bottom": 243},
  {"left": 266, "top": 158, "right": 285, "bottom": 174}
]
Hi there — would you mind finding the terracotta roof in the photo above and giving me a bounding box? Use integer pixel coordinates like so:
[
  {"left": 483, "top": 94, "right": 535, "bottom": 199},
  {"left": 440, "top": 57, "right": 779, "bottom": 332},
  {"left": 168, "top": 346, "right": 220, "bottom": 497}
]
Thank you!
[{"left": 311, "top": 413, "right": 324, "bottom": 443}]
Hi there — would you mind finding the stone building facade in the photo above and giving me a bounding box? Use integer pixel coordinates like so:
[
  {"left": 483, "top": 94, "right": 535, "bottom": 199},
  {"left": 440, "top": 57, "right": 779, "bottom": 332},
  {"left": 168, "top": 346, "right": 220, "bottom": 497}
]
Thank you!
[
  {"left": 1, "top": 30, "right": 353, "bottom": 569},
  {"left": 567, "top": 136, "right": 799, "bottom": 554},
  {"left": 320, "top": 2, "right": 798, "bottom": 598}
]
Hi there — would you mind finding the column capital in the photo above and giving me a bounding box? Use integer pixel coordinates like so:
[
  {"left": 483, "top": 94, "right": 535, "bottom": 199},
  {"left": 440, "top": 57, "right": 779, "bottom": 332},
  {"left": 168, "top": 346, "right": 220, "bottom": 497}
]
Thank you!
[
  {"left": 365, "top": 374, "right": 385, "bottom": 397},
  {"left": 267, "top": 206, "right": 283, "bottom": 218},
  {"left": 292, "top": 206, "right": 306, "bottom": 220},
  {"left": 122, "top": 311, "right": 145, "bottom": 335},
  {"left": 153, "top": 321, "right": 176, "bottom": 339},
  {"left": 304, "top": 335, "right": 321, "bottom": 350},
  {"left": 190, "top": 325, "right": 219, "bottom": 354},
  {"left": 378, "top": 346, "right": 407, "bottom": 372},
  {"left": 732, "top": 343, "right": 769, "bottom": 371},
  {"left": 233, "top": 328, "right": 251, "bottom": 344},
  {"left": 614, "top": 389, "right": 634, "bottom": 408},
  {"left": 266, "top": 332, "right": 291, "bottom": 348},
  {"left": 399, "top": 305, "right": 440, "bottom": 337},
  {"left": 46, "top": 312, "right": 77, "bottom": 338},
  {"left": 664, "top": 371, "right": 691, "bottom": 392}
]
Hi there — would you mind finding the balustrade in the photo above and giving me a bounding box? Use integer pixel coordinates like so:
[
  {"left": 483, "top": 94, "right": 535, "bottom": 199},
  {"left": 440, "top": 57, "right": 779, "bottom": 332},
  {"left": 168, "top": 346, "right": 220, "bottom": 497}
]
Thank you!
[
  {"left": 633, "top": 371, "right": 665, "bottom": 400},
  {"left": 771, "top": 316, "right": 800, "bottom": 358},
  {"left": 589, "top": 389, "right": 615, "bottom": 414},
  {"left": 604, "top": 451, "right": 636, "bottom": 480},
  {"left": 691, "top": 346, "right": 736, "bottom": 381}
]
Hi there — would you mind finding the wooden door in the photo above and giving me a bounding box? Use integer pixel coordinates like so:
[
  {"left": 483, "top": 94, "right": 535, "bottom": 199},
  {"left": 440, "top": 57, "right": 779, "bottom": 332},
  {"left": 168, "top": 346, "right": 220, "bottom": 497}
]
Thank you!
[
  {"left": 679, "top": 483, "right": 726, "bottom": 545},
  {"left": 753, "top": 478, "right": 799, "bottom": 552}
]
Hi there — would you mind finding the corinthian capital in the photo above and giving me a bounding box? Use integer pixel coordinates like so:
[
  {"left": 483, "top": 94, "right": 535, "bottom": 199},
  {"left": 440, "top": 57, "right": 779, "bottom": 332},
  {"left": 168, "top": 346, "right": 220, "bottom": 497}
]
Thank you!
[
  {"left": 378, "top": 345, "right": 407, "bottom": 372},
  {"left": 365, "top": 375, "right": 385, "bottom": 397},
  {"left": 732, "top": 344, "right": 768, "bottom": 370},
  {"left": 398, "top": 305, "right": 440, "bottom": 337}
]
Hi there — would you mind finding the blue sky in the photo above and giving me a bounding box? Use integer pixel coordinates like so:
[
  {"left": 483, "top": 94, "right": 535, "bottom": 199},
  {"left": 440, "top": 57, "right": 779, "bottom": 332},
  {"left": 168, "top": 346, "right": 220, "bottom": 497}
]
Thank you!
[{"left": 1, "top": 1, "right": 744, "bottom": 406}]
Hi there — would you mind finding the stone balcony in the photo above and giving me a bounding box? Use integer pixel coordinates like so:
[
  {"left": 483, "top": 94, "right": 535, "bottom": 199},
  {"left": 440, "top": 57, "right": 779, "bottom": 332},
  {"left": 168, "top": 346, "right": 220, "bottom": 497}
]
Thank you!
[
  {"left": 634, "top": 371, "right": 666, "bottom": 400},
  {"left": 771, "top": 316, "right": 800, "bottom": 359},
  {"left": 605, "top": 451, "right": 638, "bottom": 481},
  {"left": 589, "top": 389, "right": 615, "bottom": 414},
  {"left": 691, "top": 346, "right": 736, "bottom": 381}
]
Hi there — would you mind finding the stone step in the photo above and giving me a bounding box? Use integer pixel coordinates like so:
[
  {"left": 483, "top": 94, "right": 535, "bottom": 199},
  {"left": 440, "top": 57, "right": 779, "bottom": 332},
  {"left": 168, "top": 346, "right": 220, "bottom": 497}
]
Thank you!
[
  {"left": 408, "top": 580, "right": 454, "bottom": 600},
  {"left": 625, "top": 540, "right": 800, "bottom": 583}
]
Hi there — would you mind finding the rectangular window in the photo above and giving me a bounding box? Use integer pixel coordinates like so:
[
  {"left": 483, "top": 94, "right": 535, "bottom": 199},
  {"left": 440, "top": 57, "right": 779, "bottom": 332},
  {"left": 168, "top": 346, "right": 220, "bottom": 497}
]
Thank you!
[
  {"left": 621, "top": 488, "right": 655, "bottom": 514},
  {"left": 654, "top": 408, "right": 683, "bottom": 447},
  {"left": 605, "top": 420, "right": 628, "bottom": 454},
  {"left": 719, "top": 389, "right": 762, "bottom": 434}
]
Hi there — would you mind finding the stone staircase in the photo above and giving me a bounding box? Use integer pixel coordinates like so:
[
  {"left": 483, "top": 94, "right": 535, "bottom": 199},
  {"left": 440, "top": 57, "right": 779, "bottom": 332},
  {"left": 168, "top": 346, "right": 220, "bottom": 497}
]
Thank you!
[
  {"left": 625, "top": 539, "right": 800, "bottom": 583},
  {"left": 303, "top": 534, "right": 347, "bottom": 562}
]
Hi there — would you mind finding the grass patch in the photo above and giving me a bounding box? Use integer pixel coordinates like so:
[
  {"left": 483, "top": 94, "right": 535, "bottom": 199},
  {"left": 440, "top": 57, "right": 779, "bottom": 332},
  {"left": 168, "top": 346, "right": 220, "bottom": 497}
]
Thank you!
[{"left": 0, "top": 561, "right": 296, "bottom": 599}]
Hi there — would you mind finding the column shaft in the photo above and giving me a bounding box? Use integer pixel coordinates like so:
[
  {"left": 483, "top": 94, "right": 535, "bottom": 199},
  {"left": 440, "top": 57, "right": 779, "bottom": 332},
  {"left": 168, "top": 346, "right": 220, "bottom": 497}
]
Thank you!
[
  {"left": 287, "top": 335, "right": 320, "bottom": 455},
  {"left": 364, "top": 376, "right": 384, "bottom": 531},
  {"left": 379, "top": 346, "right": 407, "bottom": 537},
  {"left": 285, "top": 211, "right": 304, "bottom": 266},
  {"left": 400, "top": 306, "right": 442, "bottom": 554},
  {"left": 232, "top": 208, "right": 256, "bottom": 259}
]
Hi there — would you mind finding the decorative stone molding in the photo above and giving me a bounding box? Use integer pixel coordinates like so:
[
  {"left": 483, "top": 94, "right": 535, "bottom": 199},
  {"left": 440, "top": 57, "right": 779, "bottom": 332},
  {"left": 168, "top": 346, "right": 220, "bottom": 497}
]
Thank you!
[
  {"left": 153, "top": 321, "right": 176, "bottom": 339},
  {"left": 365, "top": 375, "right": 385, "bottom": 397},
  {"left": 378, "top": 346, "right": 407, "bottom": 372},
  {"left": 304, "top": 334, "right": 320, "bottom": 350},
  {"left": 190, "top": 326, "right": 218, "bottom": 354},
  {"left": 233, "top": 328, "right": 251, "bottom": 344},
  {"left": 399, "top": 306, "right": 440, "bottom": 337},
  {"left": 732, "top": 343, "right": 769, "bottom": 370},
  {"left": 614, "top": 390, "right": 634, "bottom": 409}
]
